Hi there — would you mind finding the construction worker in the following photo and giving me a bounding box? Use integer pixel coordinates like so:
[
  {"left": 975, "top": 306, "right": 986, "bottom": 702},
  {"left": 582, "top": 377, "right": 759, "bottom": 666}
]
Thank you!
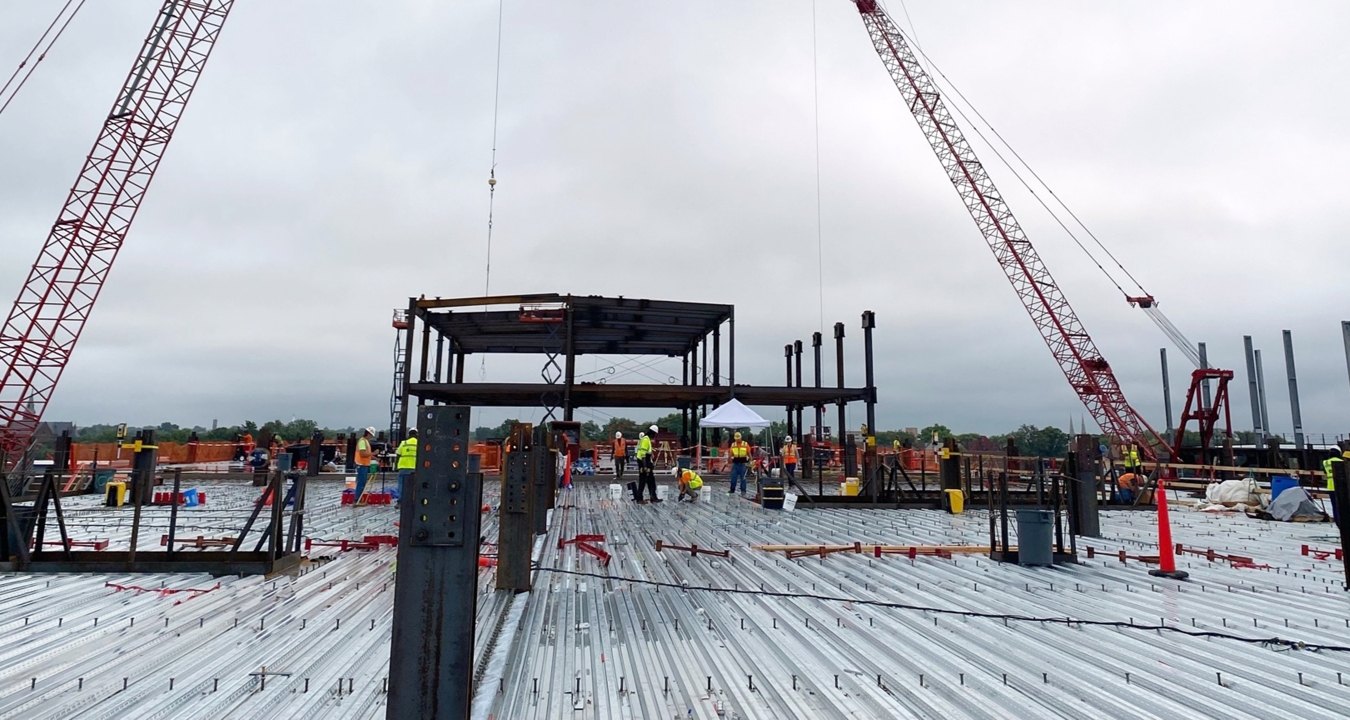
[
  {"left": 634, "top": 431, "right": 653, "bottom": 502},
  {"left": 353, "top": 426, "right": 375, "bottom": 501},
  {"left": 729, "top": 431, "right": 750, "bottom": 495},
  {"left": 781, "top": 436, "right": 799, "bottom": 483},
  {"left": 1324, "top": 442, "right": 1348, "bottom": 526},
  {"left": 677, "top": 468, "right": 704, "bottom": 502},
  {"left": 641, "top": 424, "right": 661, "bottom": 502},
  {"left": 613, "top": 431, "right": 628, "bottom": 481},
  {"left": 1122, "top": 443, "right": 1142, "bottom": 475},
  {"left": 395, "top": 429, "right": 418, "bottom": 506}
]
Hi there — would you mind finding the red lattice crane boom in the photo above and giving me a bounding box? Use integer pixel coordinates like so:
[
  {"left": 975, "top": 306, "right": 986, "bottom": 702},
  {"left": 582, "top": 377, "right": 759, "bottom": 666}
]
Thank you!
[
  {"left": 0, "top": 1, "right": 235, "bottom": 460},
  {"left": 851, "top": 1, "right": 1170, "bottom": 459}
]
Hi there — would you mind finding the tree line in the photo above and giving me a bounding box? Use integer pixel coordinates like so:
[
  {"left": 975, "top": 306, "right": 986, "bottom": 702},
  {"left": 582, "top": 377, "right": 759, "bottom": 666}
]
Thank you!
[{"left": 74, "top": 419, "right": 354, "bottom": 444}]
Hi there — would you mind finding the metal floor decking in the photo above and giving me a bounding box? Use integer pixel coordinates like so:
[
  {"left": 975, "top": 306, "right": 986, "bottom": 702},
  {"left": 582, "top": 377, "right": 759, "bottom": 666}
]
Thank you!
[{"left": 0, "top": 479, "right": 1348, "bottom": 718}]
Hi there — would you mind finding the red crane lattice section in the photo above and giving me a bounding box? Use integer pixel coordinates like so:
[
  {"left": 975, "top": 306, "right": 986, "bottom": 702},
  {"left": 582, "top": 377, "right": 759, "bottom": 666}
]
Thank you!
[
  {"left": 853, "top": 1, "right": 1169, "bottom": 458},
  {"left": 0, "top": 0, "right": 236, "bottom": 457}
]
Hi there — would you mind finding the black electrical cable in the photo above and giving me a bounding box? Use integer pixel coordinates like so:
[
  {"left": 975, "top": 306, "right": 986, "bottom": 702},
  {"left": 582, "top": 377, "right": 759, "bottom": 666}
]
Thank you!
[{"left": 536, "top": 566, "right": 1350, "bottom": 654}]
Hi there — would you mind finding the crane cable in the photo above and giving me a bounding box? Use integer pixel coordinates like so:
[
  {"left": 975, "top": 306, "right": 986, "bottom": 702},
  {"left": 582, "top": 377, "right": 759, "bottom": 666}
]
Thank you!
[
  {"left": 811, "top": 0, "right": 825, "bottom": 336},
  {"left": 891, "top": 0, "right": 1152, "bottom": 304},
  {"left": 480, "top": 0, "right": 506, "bottom": 380},
  {"left": 904, "top": 34, "right": 1205, "bottom": 366},
  {"left": 0, "top": 0, "right": 89, "bottom": 119}
]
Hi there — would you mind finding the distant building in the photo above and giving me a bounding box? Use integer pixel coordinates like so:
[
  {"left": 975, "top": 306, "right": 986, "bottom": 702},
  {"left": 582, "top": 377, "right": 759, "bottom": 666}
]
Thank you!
[{"left": 32, "top": 421, "right": 76, "bottom": 447}]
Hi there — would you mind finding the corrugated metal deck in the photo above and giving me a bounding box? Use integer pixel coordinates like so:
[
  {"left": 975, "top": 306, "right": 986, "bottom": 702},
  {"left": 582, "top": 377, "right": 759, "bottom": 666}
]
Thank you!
[{"left": 1, "top": 479, "right": 1348, "bottom": 719}]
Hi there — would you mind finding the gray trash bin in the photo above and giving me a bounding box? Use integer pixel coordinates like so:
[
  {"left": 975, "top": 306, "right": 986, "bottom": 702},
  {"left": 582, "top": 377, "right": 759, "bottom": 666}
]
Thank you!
[{"left": 1016, "top": 509, "right": 1054, "bottom": 567}]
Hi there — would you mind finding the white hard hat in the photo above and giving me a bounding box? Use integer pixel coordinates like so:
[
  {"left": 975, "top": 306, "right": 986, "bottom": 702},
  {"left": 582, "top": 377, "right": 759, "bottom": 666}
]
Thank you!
[
  {"left": 364, "top": 426, "right": 376, "bottom": 436},
  {"left": 639, "top": 431, "right": 646, "bottom": 438},
  {"left": 615, "top": 431, "right": 622, "bottom": 438},
  {"left": 649, "top": 424, "right": 659, "bottom": 433}
]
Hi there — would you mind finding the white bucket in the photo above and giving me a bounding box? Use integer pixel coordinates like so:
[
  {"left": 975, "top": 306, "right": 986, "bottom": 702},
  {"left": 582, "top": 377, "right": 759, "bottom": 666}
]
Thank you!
[
  {"left": 656, "top": 485, "right": 669, "bottom": 501},
  {"left": 345, "top": 477, "right": 356, "bottom": 490},
  {"left": 608, "top": 484, "right": 623, "bottom": 501}
]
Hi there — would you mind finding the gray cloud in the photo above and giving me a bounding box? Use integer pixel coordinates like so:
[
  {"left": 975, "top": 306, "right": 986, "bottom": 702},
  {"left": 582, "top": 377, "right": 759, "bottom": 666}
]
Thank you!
[{"left": 1, "top": 1, "right": 1346, "bottom": 439}]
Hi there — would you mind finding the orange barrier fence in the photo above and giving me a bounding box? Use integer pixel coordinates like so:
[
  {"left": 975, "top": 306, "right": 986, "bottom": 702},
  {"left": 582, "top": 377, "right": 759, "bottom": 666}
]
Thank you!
[{"left": 71, "top": 442, "right": 237, "bottom": 465}]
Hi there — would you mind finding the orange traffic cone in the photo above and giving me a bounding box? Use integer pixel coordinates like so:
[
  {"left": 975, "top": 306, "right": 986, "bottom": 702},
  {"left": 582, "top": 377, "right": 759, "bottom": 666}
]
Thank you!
[{"left": 1149, "top": 472, "right": 1189, "bottom": 580}]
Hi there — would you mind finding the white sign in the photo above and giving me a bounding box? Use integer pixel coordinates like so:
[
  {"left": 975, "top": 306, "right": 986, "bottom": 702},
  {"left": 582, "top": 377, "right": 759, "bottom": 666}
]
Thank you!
[
  {"left": 608, "top": 484, "right": 623, "bottom": 501},
  {"left": 782, "top": 492, "right": 798, "bottom": 512}
]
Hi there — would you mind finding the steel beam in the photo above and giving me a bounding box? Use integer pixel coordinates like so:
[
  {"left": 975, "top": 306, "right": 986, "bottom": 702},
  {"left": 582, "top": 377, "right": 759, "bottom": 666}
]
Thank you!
[{"left": 1255, "top": 349, "right": 1271, "bottom": 437}]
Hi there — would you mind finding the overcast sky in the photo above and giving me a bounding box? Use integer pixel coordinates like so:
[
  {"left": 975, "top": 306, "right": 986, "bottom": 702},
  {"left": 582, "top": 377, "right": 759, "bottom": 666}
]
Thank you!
[{"left": 1, "top": 1, "right": 1347, "bottom": 439}]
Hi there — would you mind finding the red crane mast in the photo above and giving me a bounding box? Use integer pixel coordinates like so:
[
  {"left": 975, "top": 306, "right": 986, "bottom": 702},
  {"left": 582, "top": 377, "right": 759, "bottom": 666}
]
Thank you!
[
  {"left": 0, "top": 1, "right": 235, "bottom": 460},
  {"left": 851, "top": 1, "right": 1170, "bottom": 458}
]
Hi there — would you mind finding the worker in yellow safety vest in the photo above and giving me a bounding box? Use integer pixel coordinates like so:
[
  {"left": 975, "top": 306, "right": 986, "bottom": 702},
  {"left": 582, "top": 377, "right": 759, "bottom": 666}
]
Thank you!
[
  {"left": 1121, "top": 444, "right": 1141, "bottom": 474},
  {"left": 678, "top": 468, "right": 704, "bottom": 501},
  {"left": 634, "top": 430, "right": 656, "bottom": 503},
  {"left": 395, "top": 429, "right": 418, "bottom": 508},
  {"left": 1324, "top": 444, "right": 1348, "bottom": 526},
  {"left": 729, "top": 431, "right": 750, "bottom": 496}
]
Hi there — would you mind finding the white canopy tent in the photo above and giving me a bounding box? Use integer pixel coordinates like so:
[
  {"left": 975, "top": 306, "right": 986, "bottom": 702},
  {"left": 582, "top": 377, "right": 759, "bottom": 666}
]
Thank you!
[{"left": 698, "top": 398, "right": 771, "bottom": 429}]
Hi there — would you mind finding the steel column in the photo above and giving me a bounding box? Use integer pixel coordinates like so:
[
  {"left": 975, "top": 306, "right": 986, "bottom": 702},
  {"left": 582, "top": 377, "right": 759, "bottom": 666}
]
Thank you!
[
  {"left": 728, "top": 310, "right": 735, "bottom": 386},
  {"left": 834, "top": 322, "right": 846, "bottom": 449},
  {"left": 399, "top": 298, "right": 417, "bottom": 446},
  {"left": 713, "top": 327, "right": 721, "bottom": 446},
  {"left": 498, "top": 423, "right": 534, "bottom": 592},
  {"left": 563, "top": 306, "right": 576, "bottom": 421},
  {"left": 813, "top": 332, "right": 823, "bottom": 442},
  {"left": 419, "top": 315, "right": 431, "bottom": 384},
  {"left": 784, "top": 344, "right": 793, "bottom": 438},
  {"left": 1342, "top": 321, "right": 1350, "bottom": 399},
  {"left": 1243, "top": 336, "right": 1263, "bottom": 444},
  {"left": 1160, "top": 348, "right": 1173, "bottom": 436},
  {"left": 794, "top": 340, "right": 804, "bottom": 441},
  {"left": 1283, "top": 330, "right": 1305, "bottom": 451},
  {"left": 862, "top": 311, "right": 876, "bottom": 437},
  {"left": 1198, "top": 342, "right": 1211, "bottom": 417},
  {"left": 434, "top": 334, "right": 445, "bottom": 386},
  {"left": 387, "top": 405, "right": 482, "bottom": 719},
  {"left": 1255, "top": 349, "right": 1271, "bottom": 437}
]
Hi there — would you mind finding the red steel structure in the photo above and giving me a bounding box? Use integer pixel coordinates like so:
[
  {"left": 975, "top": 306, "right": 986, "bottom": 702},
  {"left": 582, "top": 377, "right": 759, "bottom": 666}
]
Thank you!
[
  {"left": 0, "top": 1, "right": 235, "bottom": 459},
  {"left": 852, "top": 1, "right": 1170, "bottom": 458}
]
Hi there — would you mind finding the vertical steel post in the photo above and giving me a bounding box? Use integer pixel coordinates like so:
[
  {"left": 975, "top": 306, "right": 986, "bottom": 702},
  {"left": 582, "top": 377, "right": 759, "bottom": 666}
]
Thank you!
[
  {"left": 712, "top": 327, "right": 722, "bottom": 447},
  {"left": 1072, "top": 434, "right": 1100, "bottom": 538},
  {"left": 1333, "top": 461, "right": 1350, "bottom": 590},
  {"left": 388, "top": 406, "right": 482, "bottom": 719},
  {"left": 794, "top": 340, "right": 804, "bottom": 441},
  {"left": 1283, "top": 330, "right": 1305, "bottom": 451},
  {"left": 433, "top": 334, "right": 444, "bottom": 385},
  {"left": 728, "top": 310, "right": 736, "bottom": 386},
  {"left": 454, "top": 349, "right": 465, "bottom": 384},
  {"left": 531, "top": 424, "right": 551, "bottom": 533},
  {"left": 419, "top": 315, "right": 431, "bottom": 384},
  {"left": 834, "top": 322, "right": 846, "bottom": 450},
  {"left": 399, "top": 298, "right": 417, "bottom": 443},
  {"left": 681, "top": 353, "right": 690, "bottom": 450},
  {"left": 784, "top": 344, "right": 793, "bottom": 438},
  {"left": 498, "top": 424, "right": 534, "bottom": 592},
  {"left": 1243, "top": 336, "right": 1263, "bottom": 444},
  {"left": 1160, "top": 348, "right": 1174, "bottom": 436},
  {"left": 861, "top": 311, "right": 876, "bottom": 437},
  {"left": 812, "top": 332, "right": 823, "bottom": 442},
  {"left": 1342, "top": 321, "right": 1350, "bottom": 398},
  {"left": 1198, "top": 342, "right": 1211, "bottom": 415},
  {"left": 563, "top": 305, "right": 576, "bottom": 421},
  {"left": 1255, "top": 349, "right": 1271, "bottom": 437}
]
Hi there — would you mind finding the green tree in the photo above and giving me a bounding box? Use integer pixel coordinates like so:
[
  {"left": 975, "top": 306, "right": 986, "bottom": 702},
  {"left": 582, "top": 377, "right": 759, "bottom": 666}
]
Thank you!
[
  {"left": 1007, "top": 424, "right": 1069, "bottom": 457},
  {"left": 580, "top": 420, "right": 603, "bottom": 442},
  {"left": 919, "top": 424, "right": 953, "bottom": 443}
]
